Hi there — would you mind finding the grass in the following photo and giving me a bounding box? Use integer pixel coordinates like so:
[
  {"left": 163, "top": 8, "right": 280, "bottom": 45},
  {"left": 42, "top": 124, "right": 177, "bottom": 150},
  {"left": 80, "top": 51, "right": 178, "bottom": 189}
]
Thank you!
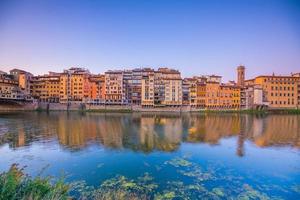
[
  {"left": 0, "top": 164, "right": 69, "bottom": 200},
  {"left": 201, "top": 109, "right": 266, "bottom": 114}
]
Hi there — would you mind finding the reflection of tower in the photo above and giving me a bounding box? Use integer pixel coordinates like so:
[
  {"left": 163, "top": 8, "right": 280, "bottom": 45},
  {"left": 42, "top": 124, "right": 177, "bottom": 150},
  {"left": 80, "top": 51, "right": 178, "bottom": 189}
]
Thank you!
[
  {"left": 236, "top": 115, "right": 245, "bottom": 157},
  {"left": 237, "top": 131, "right": 245, "bottom": 157},
  {"left": 237, "top": 65, "right": 245, "bottom": 87}
]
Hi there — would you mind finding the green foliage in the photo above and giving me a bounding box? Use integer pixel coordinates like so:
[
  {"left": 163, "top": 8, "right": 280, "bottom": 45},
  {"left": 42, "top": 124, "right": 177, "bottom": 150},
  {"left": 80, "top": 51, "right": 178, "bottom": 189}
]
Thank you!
[
  {"left": 89, "top": 174, "right": 157, "bottom": 200},
  {"left": 212, "top": 187, "right": 225, "bottom": 197},
  {"left": 237, "top": 184, "right": 270, "bottom": 200},
  {"left": 154, "top": 191, "right": 175, "bottom": 200},
  {"left": 0, "top": 164, "right": 69, "bottom": 200},
  {"left": 164, "top": 157, "right": 192, "bottom": 167}
]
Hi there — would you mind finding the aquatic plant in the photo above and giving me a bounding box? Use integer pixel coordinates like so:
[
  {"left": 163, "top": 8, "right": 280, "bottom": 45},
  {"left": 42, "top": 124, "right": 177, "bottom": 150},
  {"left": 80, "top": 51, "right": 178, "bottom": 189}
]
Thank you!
[
  {"left": 292, "top": 184, "right": 300, "bottom": 194},
  {"left": 154, "top": 191, "right": 176, "bottom": 200},
  {"left": 164, "top": 157, "right": 192, "bottom": 167},
  {"left": 90, "top": 173, "right": 158, "bottom": 200},
  {"left": 212, "top": 187, "right": 225, "bottom": 197},
  {"left": 154, "top": 180, "right": 217, "bottom": 199},
  {"left": 237, "top": 184, "right": 270, "bottom": 200},
  {"left": 0, "top": 164, "right": 69, "bottom": 200}
]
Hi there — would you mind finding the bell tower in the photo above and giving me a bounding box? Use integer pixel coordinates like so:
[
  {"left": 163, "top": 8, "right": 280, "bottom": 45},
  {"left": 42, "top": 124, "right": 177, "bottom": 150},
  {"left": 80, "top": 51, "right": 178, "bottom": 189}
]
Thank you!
[{"left": 237, "top": 65, "right": 245, "bottom": 86}]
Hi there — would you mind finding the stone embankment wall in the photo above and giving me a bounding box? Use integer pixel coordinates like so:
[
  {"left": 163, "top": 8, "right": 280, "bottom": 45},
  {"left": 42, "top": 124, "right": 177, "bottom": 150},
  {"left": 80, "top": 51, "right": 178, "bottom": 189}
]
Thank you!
[
  {"left": 0, "top": 102, "right": 207, "bottom": 112},
  {"left": 0, "top": 102, "right": 38, "bottom": 111},
  {"left": 3, "top": 102, "right": 296, "bottom": 113}
]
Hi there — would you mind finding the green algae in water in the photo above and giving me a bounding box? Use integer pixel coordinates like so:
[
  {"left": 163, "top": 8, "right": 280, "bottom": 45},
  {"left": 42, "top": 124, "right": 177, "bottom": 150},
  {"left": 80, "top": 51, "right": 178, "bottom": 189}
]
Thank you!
[
  {"left": 174, "top": 160, "right": 215, "bottom": 182},
  {"left": 138, "top": 172, "right": 154, "bottom": 182},
  {"left": 164, "top": 157, "right": 192, "bottom": 167},
  {"left": 87, "top": 173, "right": 158, "bottom": 199},
  {"left": 212, "top": 187, "right": 225, "bottom": 197},
  {"left": 177, "top": 168, "right": 213, "bottom": 182},
  {"left": 96, "top": 163, "right": 104, "bottom": 168},
  {"left": 237, "top": 184, "right": 270, "bottom": 200},
  {"left": 59, "top": 155, "right": 293, "bottom": 199},
  {"left": 154, "top": 191, "right": 176, "bottom": 200},
  {"left": 292, "top": 185, "right": 300, "bottom": 193},
  {"left": 186, "top": 184, "right": 206, "bottom": 192}
]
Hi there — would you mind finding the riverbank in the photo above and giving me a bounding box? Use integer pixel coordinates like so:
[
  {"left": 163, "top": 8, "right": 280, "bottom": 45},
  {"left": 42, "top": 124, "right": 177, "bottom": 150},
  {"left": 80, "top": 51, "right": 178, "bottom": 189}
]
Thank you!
[{"left": 0, "top": 102, "right": 299, "bottom": 114}]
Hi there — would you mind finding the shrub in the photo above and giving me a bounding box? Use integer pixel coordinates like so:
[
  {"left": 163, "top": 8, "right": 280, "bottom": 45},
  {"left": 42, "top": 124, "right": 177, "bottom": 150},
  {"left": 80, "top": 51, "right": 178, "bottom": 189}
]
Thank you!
[{"left": 0, "top": 164, "right": 69, "bottom": 200}]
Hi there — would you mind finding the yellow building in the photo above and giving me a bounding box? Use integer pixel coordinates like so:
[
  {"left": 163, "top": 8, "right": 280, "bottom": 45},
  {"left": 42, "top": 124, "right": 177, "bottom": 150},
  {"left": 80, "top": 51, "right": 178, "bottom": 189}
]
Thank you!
[
  {"left": 31, "top": 74, "right": 60, "bottom": 102},
  {"left": 205, "top": 82, "right": 220, "bottom": 109},
  {"left": 219, "top": 85, "right": 240, "bottom": 109},
  {"left": 186, "top": 78, "right": 197, "bottom": 106},
  {"left": 247, "top": 74, "right": 300, "bottom": 108},
  {"left": 183, "top": 76, "right": 207, "bottom": 108},
  {"left": 59, "top": 68, "right": 91, "bottom": 103},
  {"left": 196, "top": 83, "right": 206, "bottom": 108},
  {"left": 205, "top": 81, "right": 241, "bottom": 109}
]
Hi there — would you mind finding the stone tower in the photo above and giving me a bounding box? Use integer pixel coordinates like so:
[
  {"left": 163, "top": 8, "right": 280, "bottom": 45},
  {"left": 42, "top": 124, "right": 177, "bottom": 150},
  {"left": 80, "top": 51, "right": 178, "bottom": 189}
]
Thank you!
[{"left": 237, "top": 65, "right": 245, "bottom": 86}]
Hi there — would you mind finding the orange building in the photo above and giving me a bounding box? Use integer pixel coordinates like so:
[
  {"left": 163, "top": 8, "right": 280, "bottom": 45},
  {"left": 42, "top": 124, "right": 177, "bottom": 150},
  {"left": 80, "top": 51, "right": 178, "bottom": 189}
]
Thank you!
[
  {"left": 219, "top": 84, "right": 240, "bottom": 109},
  {"left": 246, "top": 74, "right": 300, "bottom": 109},
  {"left": 205, "top": 81, "right": 241, "bottom": 109},
  {"left": 205, "top": 82, "right": 220, "bottom": 108},
  {"left": 196, "top": 83, "right": 206, "bottom": 108},
  {"left": 31, "top": 74, "right": 60, "bottom": 102},
  {"left": 59, "top": 68, "right": 91, "bottom": 103},
  {"left": 89, "top": 74, "right": 106, "bottom": 104}
]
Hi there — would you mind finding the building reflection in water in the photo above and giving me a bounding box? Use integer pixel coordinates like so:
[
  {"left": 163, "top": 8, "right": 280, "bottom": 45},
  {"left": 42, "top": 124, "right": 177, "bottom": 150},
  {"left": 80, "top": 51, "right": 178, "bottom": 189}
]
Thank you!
[{"left": 0, "top": 112, "right": 299, "bottom": 155}]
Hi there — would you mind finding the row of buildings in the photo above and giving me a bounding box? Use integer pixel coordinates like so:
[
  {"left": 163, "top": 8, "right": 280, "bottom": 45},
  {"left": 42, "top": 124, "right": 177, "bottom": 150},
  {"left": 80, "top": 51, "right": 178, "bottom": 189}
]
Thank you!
[{"left": 1, "top": 66, "right": 300, "bottom": 109}]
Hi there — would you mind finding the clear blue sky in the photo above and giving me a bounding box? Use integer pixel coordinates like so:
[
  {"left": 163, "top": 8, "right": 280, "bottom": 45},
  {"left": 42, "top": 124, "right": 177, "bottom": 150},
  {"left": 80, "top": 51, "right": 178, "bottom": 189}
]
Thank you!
[{"left": 0, "top": 0, "right": 299, "bottom": 81}]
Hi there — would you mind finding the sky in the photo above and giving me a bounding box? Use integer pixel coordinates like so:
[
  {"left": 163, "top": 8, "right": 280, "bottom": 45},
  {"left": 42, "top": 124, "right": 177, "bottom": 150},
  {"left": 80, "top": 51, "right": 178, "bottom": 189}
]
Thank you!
[{"left": 0, "top": 0, "right": 299, "bottom": 81}]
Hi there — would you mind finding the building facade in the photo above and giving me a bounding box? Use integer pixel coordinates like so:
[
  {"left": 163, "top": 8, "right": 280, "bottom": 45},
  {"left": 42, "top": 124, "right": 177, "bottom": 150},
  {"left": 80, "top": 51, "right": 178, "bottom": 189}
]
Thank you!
[
  {"left": 141, "top": 71, "right": 155, "bottom": 106},
  {"left": 59, "top": 68, "right": 91, "bottom": 103},
  {"left": 141, "top": 68, "right": 182, "bottom": 106},
  {"left": 246, "top": 75, "right": 300, "bottom": 109},
  {"left": 88, "top": 74, "right": 105, "bottom": 104},
  {"left": 2, "top": 66, "right": 299, "bottom": 110},
  {"left": 105, "top": 70, "right": 124, "bottom": 104},
  {"left": 31, "top": 74, "right": 60, "bottom": 102},
  {"left": 0, "top": 72, "right": 24, "bottom": 100}
]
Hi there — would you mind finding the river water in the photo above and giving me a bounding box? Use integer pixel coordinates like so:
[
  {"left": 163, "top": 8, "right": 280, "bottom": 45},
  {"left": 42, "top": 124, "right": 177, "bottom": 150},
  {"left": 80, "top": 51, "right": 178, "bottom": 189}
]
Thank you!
[{"left": 0, "top": 112, "right": 299, "bottom": 199}]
